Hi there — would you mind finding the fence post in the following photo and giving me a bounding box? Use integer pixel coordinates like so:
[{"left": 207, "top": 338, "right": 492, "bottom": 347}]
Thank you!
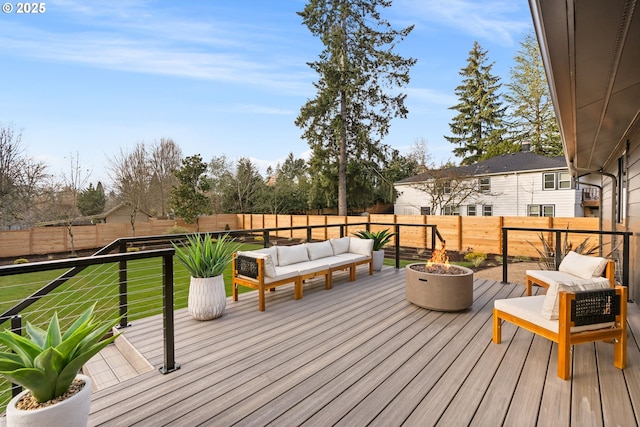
[{"left": 159, "top": 251, "right": 179, "bottom": 374}]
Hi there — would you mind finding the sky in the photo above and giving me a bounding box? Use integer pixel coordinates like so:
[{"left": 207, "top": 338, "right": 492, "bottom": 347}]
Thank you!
[{"left": 0, "top": 0, "right": 534, "bottom": 188}]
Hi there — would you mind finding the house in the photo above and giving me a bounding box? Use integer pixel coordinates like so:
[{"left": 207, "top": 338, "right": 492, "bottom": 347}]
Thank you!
[
  {"left": 95, "top": 203, "right": 153, "bottom": 224},
  {"left": 529, "top": 0, "right": 639, "bottom": 299},
  {"left": 394, "top": 146, "right": 600, "bottom": 217}
]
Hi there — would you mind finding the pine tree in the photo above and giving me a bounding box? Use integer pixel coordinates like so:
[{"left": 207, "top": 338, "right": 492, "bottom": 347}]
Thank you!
[
  {"left": 505, "top": 31, "right": 562, "bottom": 156},
  {"left": 296, "top": 0, "right": 416, "bottom": 215},
  {"left": 170, "top": 155, "right": 211, "bottom": 230},
  {"left": 445, "top": 41, "right": 510, "bottom": 165}
]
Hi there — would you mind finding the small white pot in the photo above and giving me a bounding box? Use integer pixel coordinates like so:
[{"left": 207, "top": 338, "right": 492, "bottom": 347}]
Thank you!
[
  {"left": 6, "top": 374, "right": 92, "bottom": 427},
  {"left": 188, "top": 275, "right": 226, "bottom": 320},
  {"left": 372, "top": 249, "right": 385, "bottom": 271}
]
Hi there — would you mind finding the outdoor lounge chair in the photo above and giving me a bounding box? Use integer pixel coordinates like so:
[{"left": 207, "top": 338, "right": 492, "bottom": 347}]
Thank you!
[
  {"left": 493, "top": 285, "right": 627, "bottom": 380},
  {"left": 525, "top": 251, "right": 615, "bottom": 296}
]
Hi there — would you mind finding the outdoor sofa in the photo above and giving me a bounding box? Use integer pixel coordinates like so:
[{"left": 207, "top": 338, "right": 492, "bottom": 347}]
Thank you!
[{"left": 232, "top": 237, "right": 374, "bottom": 311}]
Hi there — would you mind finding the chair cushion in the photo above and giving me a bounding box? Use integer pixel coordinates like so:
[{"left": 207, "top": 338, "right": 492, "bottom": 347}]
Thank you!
[
  {"left": 277, "top": 245, "right": 309, "bottom": 266},
  {"left": 306, "top": 241, "right": 334, "bottom": 260},
  {"left": 237, "top": 250, "right": 277, "bottom": 278},
  {"left": 349, "top": 237, "right": 374, "bottom": 257},
  {"left": 495, "top": 295, "right": 614, "bottom": 333},
  {"left": 330, "top": 237, "right": 351, "bottom": 255},
  {"left": 541, "top": 277, "right": 611, "bottom": 320},
  {"left": 559, "top": 251, "right": 608, "bottom": 279}
]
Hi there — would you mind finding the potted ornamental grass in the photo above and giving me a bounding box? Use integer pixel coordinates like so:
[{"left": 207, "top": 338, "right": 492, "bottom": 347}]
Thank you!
[
  {"left": 173, "top": 233, "right": 240, "bottom": 321},
  {"left": 0, "top": 304, "right": 122, "bottom": 427},
  {"left": 353, "top": 229, "right": 395, "bottom": 271}
]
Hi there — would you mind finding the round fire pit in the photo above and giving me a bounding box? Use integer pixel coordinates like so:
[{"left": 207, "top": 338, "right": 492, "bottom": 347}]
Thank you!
[{"left": 405, "top": 263, "right": 473, "bottom": 311}]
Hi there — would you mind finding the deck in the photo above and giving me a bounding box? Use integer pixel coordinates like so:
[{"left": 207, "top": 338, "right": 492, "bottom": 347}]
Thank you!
[{"left": 23, "top": 267, "right": 640, "bottom": 425}]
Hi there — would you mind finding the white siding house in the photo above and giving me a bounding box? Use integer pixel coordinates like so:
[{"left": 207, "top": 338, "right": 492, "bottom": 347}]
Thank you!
[{"left": 394, "top": 149, "right": 599, "bottom": 217}]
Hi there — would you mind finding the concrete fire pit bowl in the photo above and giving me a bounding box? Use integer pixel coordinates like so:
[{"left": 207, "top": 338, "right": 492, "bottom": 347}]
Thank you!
[{"left": 405, "top": 263, "right": 474, "bottom": 311}]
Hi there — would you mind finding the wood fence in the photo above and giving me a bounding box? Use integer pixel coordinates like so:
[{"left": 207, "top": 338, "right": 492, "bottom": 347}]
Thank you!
[{"left": 0, "top": 214, "right": 599, "bottom": 260}]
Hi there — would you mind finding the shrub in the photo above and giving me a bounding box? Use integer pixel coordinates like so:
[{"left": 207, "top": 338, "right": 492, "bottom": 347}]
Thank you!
[
  {"left": 464, "top": 251, "right": 487, "bottom": 267},
  {"left": 13, "top": 258, "right": 28, "bottom": 265}
]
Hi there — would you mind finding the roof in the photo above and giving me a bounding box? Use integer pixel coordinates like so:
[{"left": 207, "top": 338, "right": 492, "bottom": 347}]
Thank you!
[
  {"left": 529, "top": 0, "right": 640, "bottom": 174},
  {"left": 396, "top": 151, "right": 566, "bottom": 184}
]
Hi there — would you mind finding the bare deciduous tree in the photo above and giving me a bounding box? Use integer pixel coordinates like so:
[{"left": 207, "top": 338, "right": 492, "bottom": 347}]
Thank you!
[{"left": 148, "top": 138, "right": 182, "bottom": 217}]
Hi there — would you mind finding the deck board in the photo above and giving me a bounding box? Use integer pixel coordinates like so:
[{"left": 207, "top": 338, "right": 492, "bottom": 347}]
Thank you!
[{"left": 4, "top": 265, "right": 636, "bottom": 427}]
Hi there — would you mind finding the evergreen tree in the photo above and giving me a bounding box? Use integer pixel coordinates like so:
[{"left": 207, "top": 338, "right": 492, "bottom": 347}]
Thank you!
[
  {"left": 296, "top": 0, "right": 416, "bottom": 215},
  {"left": 445, "top": 41, "right": 511, "bottom": 165},
  {"left": 170, "top": 155, "right": 211, "bottom": 230},
  {"left": 505, "top": 31, "right": 562, "bottom": 156},
  {"left": 77, "top": 182, "right": 106, "bottom": 216}
]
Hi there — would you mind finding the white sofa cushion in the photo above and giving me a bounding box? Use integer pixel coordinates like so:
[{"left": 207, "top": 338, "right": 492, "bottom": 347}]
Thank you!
[
  {"left": 237, "top": 250, "right": 277, "bottom": 278},
  {"left": 277, "top": 244, "right": 309, "bottom": 266},
  {"left": 330, "top": 237, "right": 351, "bottom": 255},
  {"left": 541, "top": 277, "right": 611, "bottom": 320},
  {"left": 349, "top": 237, "right": 374, "bottom": 256},
  {"left": 495, "top": 295, "right": 614, "bottom": 333},
  {"left": 559, "top": 251, "right": 608, "bottom": 279},
  {"left": 254, "top": 246, "right": 278, "bottom": 266},
  {"left": 306, "top": 241, "right": 335, "bottom": 260}
]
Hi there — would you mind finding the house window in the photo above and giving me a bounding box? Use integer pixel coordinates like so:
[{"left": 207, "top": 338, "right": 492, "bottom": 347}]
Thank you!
[
  {"left": 440, "top": 182, "right": 451, "bottom": 194},
  {"left": 543, "top": 173, "right": 556, "bottom": 190},
  {"left": 528, "top": 204, "right": 555, "bottom": 217},
  {"left": 558, "top": 172, "right": 571, "bottom": 189},
  {"left": 479, "top": 177, "right": 490, "bottom": 193},
  {"left": 442, "top": 206, "right": 460, "bottom": 216},
  {"left": 420, "top": 206, "right": 431, "bottom": 215},
  {"left": 467, "top": 205, "right": 476, "bottom": 216},
  {"left": 482, "top": 205, "right": 493, "bottom": 216}
]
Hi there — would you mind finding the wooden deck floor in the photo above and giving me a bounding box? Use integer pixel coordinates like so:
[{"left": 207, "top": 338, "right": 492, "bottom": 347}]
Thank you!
[{"left": 80, "top": 267, "right": 640, "bottom": 425}]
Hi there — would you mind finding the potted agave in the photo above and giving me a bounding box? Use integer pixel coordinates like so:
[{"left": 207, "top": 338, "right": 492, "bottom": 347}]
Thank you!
[
  {"left": 173, "top": 233, "right": 240, "bottom": 321},
  {"left": 354, "top": 229, "right": 395, "bottom": 271},
  {"left": 0, "top": 304, "right": 122, "bottom": 427}
]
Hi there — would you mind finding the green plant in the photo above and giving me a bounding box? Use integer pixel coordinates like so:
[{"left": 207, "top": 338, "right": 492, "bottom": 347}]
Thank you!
[
  {"left": 527, "top": 230, "right": 611, "bottom": 270},
  {"left": 173, "top": 233, "right": 241, "bottom": 278},
  {"left": 166, "top": 225, "right": 190, "bottom": 235},
  {"left": 464, "top": 251, "right": 487, "bottom": 267},
  {"left": 353, "top": 229, "right": 395, "bottom": 251},
  {"left": 13, "top": 258, "right": 28, "bottom": 265},
  {"left": 0, "top": 304, "right": 122, "bottom": 403}
]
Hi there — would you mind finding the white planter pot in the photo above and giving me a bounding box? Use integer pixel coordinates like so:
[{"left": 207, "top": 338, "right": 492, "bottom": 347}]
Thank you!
[
  {"left": 188, "top": 275, "right": 226, "bottom": 320},
  {"left": 372, "top": 249, "right": 385, "bottom": 271},
  {"left": 6, "top": 374, "right": 92, "bottom": 427}
]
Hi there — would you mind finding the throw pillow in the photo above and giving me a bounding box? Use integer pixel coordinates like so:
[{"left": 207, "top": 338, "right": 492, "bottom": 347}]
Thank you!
[
  {"left": 237, "top": 251, "right": 277, "bottom": 278},
  {"left": 349, "top": 237, "right": 374, "bottom": 256},
  {"left": 254, "top": 246, "right": 279, "bottom": 266},
  {"left": 541, "top": 279, "right": 611, "bottom": 320}
]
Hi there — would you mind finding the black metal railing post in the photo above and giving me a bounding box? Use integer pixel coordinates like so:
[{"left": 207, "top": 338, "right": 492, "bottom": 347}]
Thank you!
[
  {"left": 117, "top": 259, "right": 129, "bottom": 329},
  {"left": 159, "top": 251, "right": 179, "bottom": 374},
  {"left": 10, "top": 315, "right": 22, "bottom": 397},
  {"left": 554, "top": 230, "right": 562, "bottom": 270},
  {"left": 395, "top": 224, "right": 400, "bottom": 269},
  {"left": 262, "top": 230, "right": 270, "bottom": 247},
  {"left": 307, "top": 226, "right": 312, "bottom": 242},
  {"left": 623, "top": 232, "right": 630, "bottom": 285},
  {"left": 502, "top": 228, "right": 508, "bottom": 284},
  {"left": 340, "top": 225, "right": 345, "bottom": 237}
]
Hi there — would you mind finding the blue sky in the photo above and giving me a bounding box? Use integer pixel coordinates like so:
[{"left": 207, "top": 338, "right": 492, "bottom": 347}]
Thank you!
[{"left": 0, "top": 0, "right": 533, "bottom": 187}]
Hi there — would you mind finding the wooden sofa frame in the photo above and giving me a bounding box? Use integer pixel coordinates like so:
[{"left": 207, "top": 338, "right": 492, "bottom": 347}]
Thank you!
[
  {"left": 232, "top": 253, "right": 373, "bottom": 312},
  {"left": 526, "top": 259, "right": 616, "bottom": 296},
  {"left": 493, "top": 286, "right": 627, "bottom": 379}
]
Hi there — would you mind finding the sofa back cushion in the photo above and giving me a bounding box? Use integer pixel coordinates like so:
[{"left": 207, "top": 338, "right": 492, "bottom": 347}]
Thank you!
[
  {"left": 306, "top": 241, "right": 334, "bottom": 260},
  {"left": 237, "top": 251, "right": 277, "bottom": 278},
  {"left": 254, "top": 246, "right": 278, "bottom": 266},
  {"left": 559, "top": 251, "right": 608, "bottom": 279},
  {"left": 541, "top": 278, "right": 611, "bottom": 320},
  {"left": 277, "top": 244, "right": 310, "bottom": 266},
  {"left": 349, "top": 237, "right": 374, "bottom": 256},
  {"left": 330, "top": 237, "right": 351, "bottom": 255}
]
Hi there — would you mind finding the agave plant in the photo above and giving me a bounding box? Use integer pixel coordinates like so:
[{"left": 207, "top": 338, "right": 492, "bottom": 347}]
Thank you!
[
  {"left": 173, "top": 233, "right": 241, "bottom": 278},
  {"left": 0, "top": 304, "right": 122, "bottom": 403},
  {"left": 353, "top": 229, "right": 395, "bottom": 251}
]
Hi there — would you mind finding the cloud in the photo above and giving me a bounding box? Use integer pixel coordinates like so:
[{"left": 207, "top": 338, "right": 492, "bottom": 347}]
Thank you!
[{"left": 397, "top": 0, "right": 530, "bottom": 46}]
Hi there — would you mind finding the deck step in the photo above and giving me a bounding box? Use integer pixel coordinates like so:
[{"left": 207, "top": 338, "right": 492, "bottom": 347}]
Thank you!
[{"left": 83, "top": 329, "right": 155, "bottom": 391}]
